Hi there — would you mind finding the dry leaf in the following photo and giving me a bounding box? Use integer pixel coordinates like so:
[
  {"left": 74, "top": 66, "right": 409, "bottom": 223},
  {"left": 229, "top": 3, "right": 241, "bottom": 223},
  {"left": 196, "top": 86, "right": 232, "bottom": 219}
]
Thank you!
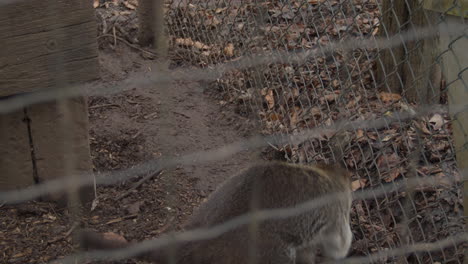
[
  {"left": 379, "top": 92, "right": 402, "bottom": 103},
  {"left": 290, "top": 107, "right": 301, "bottom": 127},
  {"left": 193, "top": 41, "right": 210, "bottom": 50},
  {"left": 372, "top": 27, "right": 379, "bottom": 36},
  {"left": 103, "top": 232, "right": 128, "bottom": 243},
  {"left": 323, "top": 93, "right": 337, "bottom": 103},
  {"left": 377, "top": 152, "right": 400, "bottom": 169},
  {"left": 123, "top": 1, "right": 136, "bottom": 9},
  {"left": 175, "top": 37, "right": 194, "bottom": 46},
  {"left": 356, "top": 129, "right": 364, "bottom": 138},
  {"left": 224, "top": 43, "right": 235, "bottom": 57},
  {"left": 384, "top": 168, "right": 401, "bottom": 182},
  {"left": 175, "top": 38, "right": 210, "bottom": 50},
  {"left": 215, "top": 7, "right": 227, "bottom": 13},
  {"left": 346, "top": 95, "right": 361, "bottom": 108},
  {"left": 205, "top": 15, "right": 221, "bottom": 27},
  {"left": 414, "top": 120, "right": 431, "bottom": 135},
  {"left": 265, "top": 89, "right": 275, "bottom": 109},
  {"left": 352, "top": 179, "right": 367, "bottom": 191},
  {"left": 381, "top": 134, "right": 393, "bottom": 142},
  {"left": 332, "top": 79, "right": 340, "bottom": 88},
  {"left": 268, "top": 113, "right": 282, "bottom": 121},
  {"left": 429, "top": 114, "right": 444, "bottom": 130}
]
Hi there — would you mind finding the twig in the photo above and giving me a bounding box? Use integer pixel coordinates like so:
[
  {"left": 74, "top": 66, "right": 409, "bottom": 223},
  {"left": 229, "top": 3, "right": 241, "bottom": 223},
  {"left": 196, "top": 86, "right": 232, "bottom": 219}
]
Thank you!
[
  {"left": 89, "top": 103, "right": 120, "bottom": 109},
  {"left": 47, "top": 222, "right": 78, "bottom": 244},
  {"left": 102, "top": 214, "right": 138, "bottom": 226},
  {"left": 97, "top": 34, "right": 157, "bottom": 57},
  {"left": 115, "top": 170, "right": 164, "bottom": 201}
]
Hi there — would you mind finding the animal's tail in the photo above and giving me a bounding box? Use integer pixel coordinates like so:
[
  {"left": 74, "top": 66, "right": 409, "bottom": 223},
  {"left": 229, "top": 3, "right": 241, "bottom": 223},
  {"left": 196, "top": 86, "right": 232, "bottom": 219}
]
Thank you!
[
  {"left": 78, "top": 229, "right": 129, "bottom": 250},
  {"left": 76, "top": 228, "right": 165, "bottom": 262}
]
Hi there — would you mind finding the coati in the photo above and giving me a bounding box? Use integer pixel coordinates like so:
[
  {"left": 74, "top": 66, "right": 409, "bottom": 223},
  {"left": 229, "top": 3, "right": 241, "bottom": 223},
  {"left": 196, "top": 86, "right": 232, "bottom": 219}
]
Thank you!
[{"left": 79, "top": 161, "right": 353, "bottom": 263}]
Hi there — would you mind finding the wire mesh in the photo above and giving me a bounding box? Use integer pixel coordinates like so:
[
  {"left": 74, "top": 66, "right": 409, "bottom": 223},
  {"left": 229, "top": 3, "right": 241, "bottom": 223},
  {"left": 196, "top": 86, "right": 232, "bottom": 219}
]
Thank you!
[
  {"left": 0, "top": 0, "right": 466, "bottom": 263},
  {"left": 164, "top": 0, "right": 467, "bottom": 263}
]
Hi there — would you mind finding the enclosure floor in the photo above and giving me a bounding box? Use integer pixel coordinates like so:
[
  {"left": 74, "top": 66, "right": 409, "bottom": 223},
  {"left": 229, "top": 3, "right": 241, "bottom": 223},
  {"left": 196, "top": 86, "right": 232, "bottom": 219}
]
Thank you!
[{"left": 0, "top": 44, "right": 258, "bottom": 264}]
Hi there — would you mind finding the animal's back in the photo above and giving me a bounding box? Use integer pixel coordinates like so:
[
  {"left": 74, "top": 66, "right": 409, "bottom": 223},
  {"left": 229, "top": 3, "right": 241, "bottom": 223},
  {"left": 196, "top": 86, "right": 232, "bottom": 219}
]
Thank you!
[
  {"left": 175, "top": 161, "right": 352, "bottom": 264},
  {"left": 186, "top": 161, "right": 350, "bottom": 229}
]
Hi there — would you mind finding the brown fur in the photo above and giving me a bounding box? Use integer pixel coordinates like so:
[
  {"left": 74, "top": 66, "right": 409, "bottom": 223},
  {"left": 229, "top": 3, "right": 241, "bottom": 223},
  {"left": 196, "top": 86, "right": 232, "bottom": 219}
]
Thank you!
[{"left": 79, "top": 161, "right": 353, "bottom": 264}]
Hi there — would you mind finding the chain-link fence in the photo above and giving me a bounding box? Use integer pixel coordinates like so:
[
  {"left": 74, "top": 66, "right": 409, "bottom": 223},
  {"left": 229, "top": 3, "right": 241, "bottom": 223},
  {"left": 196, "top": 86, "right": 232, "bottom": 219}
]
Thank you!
[
  {"left": 165, "top": 0, "right": 467, "bottom": 263},
  {"left": 0, "top": 0, "right": 466, "bottom": 263}
]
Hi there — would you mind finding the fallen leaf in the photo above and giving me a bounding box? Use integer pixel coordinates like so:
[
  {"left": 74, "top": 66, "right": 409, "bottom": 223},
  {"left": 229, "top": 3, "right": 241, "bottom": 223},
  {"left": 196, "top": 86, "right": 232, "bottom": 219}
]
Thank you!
[
  {"left": 323, "top": 93, "right": 337, "bottom": 103},
  {"left": 429, "top": 114, "right": 444, "bottom": 130},
  {"left": 193, "top": 41, "right": 210, "bottom": 50},
  {"left": 384, "top": 168, "right": 402, "bottom": 182},
  {"left": 414, "top": 120, "right": 431, "bottom": 135},
  {"left": 290, "top": 108, "right": 301, "bottom": 127},
  {"left": 268, "top": 113, "right": 282, "bottom": 121},
  {"left": 91, "top": 198, "right": 99, "bottom": 211},
  {"left": 123, "top": 1, "right": 136, "bottom": 9},
  {"left": 224, "top": 43, "right": 235, "bottom": 57},
  {"left": 175, "top": 38, "right": 210, "bottom": 50},
  {"left": 356, "top": 129, "right": 365, "bottom": 139},
  {"left": 103, "top": 232, "right": 128, "bottom": 243},
  {"left": 381, "top": 134, "right": 393, "bottom": 142},
  {"left": 126, "top": 201, "right": 144, "bottom": 214},
  {"left": 377, "top": 153, "right": 400, "bottom": 169},
  {"left": 352, "top": 179, "right": 367, "bottom": 191},
  {"left": 265, "top": 89, "right": 275, "bottom": 109},
  {"left": 346, "top": 95, "right": 361, "bottom": 108},
  {"left": 379, "top": 92, "right": 401, "bottom": 103}
]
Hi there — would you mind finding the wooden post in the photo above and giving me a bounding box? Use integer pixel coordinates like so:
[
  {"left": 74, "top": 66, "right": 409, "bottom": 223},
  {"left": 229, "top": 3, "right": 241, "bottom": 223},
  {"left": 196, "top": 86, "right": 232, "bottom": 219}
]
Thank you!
[
  {"left": 376, "top": 0, "right": 441, "bottom": 104},
  {"left": 138, "top": 0, "right": 168, "bottom": 56},
  {"left": 376, "top": 0, "right": 407, "bottom": 94},
  {"left": 434, "top": 4, "right": 468, "bottom": 264},
  {"left": 0, "top": 0, "right": 99, "bottom": 205}
]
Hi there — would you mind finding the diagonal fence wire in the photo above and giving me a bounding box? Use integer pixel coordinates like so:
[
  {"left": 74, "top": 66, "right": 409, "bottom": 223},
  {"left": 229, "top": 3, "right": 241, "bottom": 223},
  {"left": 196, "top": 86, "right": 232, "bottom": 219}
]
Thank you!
[
  {"left": 0, "top": 22, "right": 466, "bottom": 114},
  {"left": 54, "top": 170, "right": 466, "bottom": 264},
  {"left": 0, "top": 103, "right": 459, "bottom": 205}
]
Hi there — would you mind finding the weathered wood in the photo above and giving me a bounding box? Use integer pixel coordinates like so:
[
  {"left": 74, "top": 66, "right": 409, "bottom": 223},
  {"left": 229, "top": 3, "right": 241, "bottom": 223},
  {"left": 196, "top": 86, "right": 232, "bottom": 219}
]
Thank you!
[
  {"left": 0, "top": 109, "right": 35, "bottom": 190},
  {"left": 0, "top": 0, "right": 99, "bottom": 97},
  {"left": 27, "top": 97, "right": 94, "bottom": 203},
  {"left": 376, "top": 0, "right": 407, "bottom": 93},
  {"left": 138, "top": 0, "right": 167, "bottom": 55},
  {"left": 0, "top": 0, "right": 98, "bottom": 205},
  {"left": 403, "top": 5, "right": 441, "bottom": 104},
  {"left": 377, "top": 1, "right": 441, "bottom": 104},
  {"left": 423, "top": 0, "right": 468, "bottom": 18},
  {"left": 438, "top": 13, "right": 468, "bottom": 263}
]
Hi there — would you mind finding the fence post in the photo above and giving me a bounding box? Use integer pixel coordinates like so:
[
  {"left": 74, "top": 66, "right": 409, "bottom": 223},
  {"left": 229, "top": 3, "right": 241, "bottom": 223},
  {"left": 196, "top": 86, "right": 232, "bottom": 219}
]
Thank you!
[
  {"left": 433, "top": 4, "right": 468, "bottom": 263},
  {"left": 377, "top": 0, "right": 440, "bottom": 104},
  {"left": 138, "top": 0, "right": 168, "bottom": 57},
  {"left": 0, "top": 0, "right": 99, "bottom": 205}
]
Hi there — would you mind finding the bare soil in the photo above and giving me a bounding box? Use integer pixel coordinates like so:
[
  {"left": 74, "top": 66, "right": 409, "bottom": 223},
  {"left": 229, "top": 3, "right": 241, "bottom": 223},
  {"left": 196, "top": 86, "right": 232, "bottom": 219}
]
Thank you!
[{"left": 0, "top": 42, "right": 259, "bottom": 264}]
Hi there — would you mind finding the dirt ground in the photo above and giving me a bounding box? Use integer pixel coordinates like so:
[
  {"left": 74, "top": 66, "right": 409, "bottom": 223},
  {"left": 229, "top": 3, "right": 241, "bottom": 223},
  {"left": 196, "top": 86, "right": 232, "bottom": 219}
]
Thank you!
[
  {"left": 0, "top": 40, "right": 261, "bottom": 263},
  {"left": 1, "top": 0, "right": 466, "bottom": 263}
]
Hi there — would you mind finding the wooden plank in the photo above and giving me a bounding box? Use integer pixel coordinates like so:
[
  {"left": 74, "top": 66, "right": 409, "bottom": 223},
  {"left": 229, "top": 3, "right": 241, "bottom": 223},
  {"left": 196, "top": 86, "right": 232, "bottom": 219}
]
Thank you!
[
  {"left": 423, "top": 0, "right": 468, "bottom": 18},
  {"left": 438, "top": 14, "right": 468, "bottom": 262},
  {"left": 376, "top": 0, "right": 407, "bottom": 93},
  {"left": 27, "top": 97, "right": 94, "bottom": 203},
  {"left": 0, "top": 0, "right": 99, "bottom": 97},
  {"left": 0, "top": 109, "right": 35, "bottom": 190}
]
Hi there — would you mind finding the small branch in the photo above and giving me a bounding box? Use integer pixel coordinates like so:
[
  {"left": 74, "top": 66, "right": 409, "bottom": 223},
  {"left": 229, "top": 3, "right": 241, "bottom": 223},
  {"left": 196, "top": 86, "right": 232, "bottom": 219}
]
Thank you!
[
  {"left": 89, "top": 103, "right": 120, "bottom": 110},
  {"left": 115, "top": 170, "right": 164, "bottom": 201}
]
